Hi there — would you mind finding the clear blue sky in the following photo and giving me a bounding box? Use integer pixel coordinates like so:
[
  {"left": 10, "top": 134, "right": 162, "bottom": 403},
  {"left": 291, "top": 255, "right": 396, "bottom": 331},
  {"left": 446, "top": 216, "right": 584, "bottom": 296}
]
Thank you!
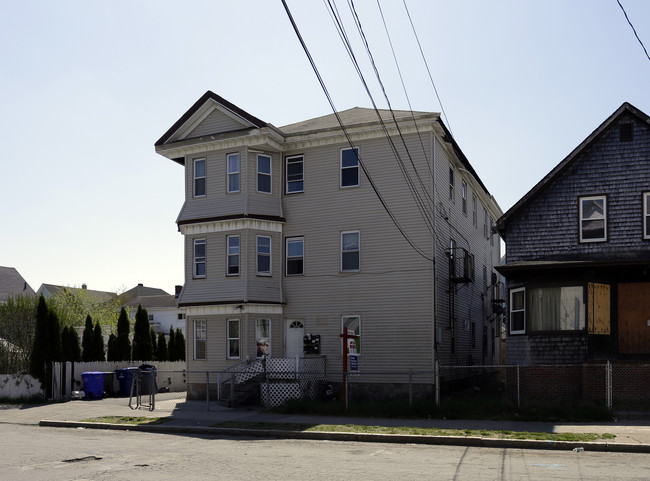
[{"left": 1, "top": 0, "right": 648, "bottom": 294}]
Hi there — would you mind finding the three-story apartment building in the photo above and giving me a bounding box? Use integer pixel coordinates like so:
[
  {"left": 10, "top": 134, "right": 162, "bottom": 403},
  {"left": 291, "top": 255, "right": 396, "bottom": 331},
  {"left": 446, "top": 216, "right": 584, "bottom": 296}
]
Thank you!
[{"left": 155, "top": 91, "right": 502, "bottom": 393}]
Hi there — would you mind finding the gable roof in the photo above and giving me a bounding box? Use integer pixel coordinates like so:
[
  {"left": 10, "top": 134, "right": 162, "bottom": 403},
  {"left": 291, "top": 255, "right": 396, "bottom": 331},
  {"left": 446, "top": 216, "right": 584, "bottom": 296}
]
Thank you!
[
  {"left": 120, "top": 284, "right": 170, "bottom": 304},
  {"left": 37, "top": 283, "right": 117, "bottom": 302},
  {"left": 155, "top": 91, "right": 268, "bottom": 149},
  {"left": 123, "top": 294, "right": 178, "bottom": 309},
  {"left": 497, "top": 102, "right": 650, "bottom": 232},
  {"left": 0, "top": 266, "right": 35, "bottom": 301}
]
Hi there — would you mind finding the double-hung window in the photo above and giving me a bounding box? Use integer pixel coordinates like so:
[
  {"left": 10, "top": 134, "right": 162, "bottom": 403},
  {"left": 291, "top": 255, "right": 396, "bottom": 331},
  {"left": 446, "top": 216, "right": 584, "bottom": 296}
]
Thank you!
[
  {"left": 643, "top": 192, "right": 650, "bottom": 239},
  {"left": 227, "top": 319, "right": 240, "bottom": 359},
  {"left": 483, "top": 207, "right": 488, "bottom": 239},
  {"left": 193, "top": 158, "right": 206, "bottom": 197},
  {"left": 286, "top": 237, "right": 304, "bottom": 276},
  {"left": 227, "top": 235, "right": 240, "bottom": 276},
  {"left": 472, "top": 193, "right": 477, "bottom": 227},
  {"left": 194, "top": 319, "right": 206, "bottom": 360},
  {"left": 341, "top": 148, "right": 359, "bottom": 187},
  {"left": 286, "top": 155, "right": 304, "bottom": 193},
  {"left": 342, "top": 315, "right": 361, "bottom": 354},
  {"left": 341, "top": 231, "right": 360, "bottom": 272},
  {"left": 579, "top": 195, "right": 607, "bottom": 242},
  {"left": 449, "top": 165, "right": 455, "bottom": 202},
  {"left": 462, "top": 180, "right": 467, "bottom": 216},
  {"left": 257, "top": 154, "right": 272, "bottom": 193},
  {"left": 227, "top": 153, "right": 240, "bottom": 193},
  {"left": 256, "top": 319, "right": 270, "bottom": 358},
  {"left": 257, "top": 236, "right": 271, "bottom": 275},
  {"left": 193, "top": 239, "right": 206, "bottom": 278},
  {"left": 509, "top": 288, "right": 525, "bottom": 335}
]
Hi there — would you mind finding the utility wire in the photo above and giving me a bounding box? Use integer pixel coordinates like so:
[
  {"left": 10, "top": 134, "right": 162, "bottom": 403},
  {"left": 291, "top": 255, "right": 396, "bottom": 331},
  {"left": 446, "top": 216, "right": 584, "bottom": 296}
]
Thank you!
[
  {"left": 281, "top": 0, "right": 433, "bottom": 261},
  {"left": 616, "top": 0, "right": 650, "bottom": 61}
]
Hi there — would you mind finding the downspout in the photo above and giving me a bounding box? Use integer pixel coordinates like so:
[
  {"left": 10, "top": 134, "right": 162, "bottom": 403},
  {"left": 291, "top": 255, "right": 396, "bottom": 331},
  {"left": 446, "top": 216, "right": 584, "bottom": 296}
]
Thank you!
[{"left": 431, "top": 130, "right": 439, "bottom": 405}]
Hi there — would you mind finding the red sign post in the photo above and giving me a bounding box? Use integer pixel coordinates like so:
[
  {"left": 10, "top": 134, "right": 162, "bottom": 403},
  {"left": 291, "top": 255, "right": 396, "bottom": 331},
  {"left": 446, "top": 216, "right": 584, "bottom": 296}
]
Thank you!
[{"left": 339, "top": 327, "right": 359, "bottom": 407}]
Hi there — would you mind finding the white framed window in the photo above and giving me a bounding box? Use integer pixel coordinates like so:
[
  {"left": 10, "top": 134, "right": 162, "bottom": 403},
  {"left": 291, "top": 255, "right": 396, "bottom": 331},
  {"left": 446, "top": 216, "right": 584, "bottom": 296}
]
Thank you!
[
  {"left": 341, "top": 231, "right": 360, "bottom": 272},
  {"left": 483, "top": 207, "right": 488, "bottom": 239},
  {"left": 462, "top": 180, "right": 467, "bottom": 216},
  {"left": 257, "top": 154, "right": 272, "bottom": 193},
  {"left": 342, "top": 315, "right": 361, "bottom": 354},
  {"left": 193, "top": 158, "right": 206, "bottom": 197},
  {"left": 286, "top": 237, "right": 304, "bottom": 276},
  {"left": 472, "top": 193, "right": 477, "bottom": 227},
  {"left": 256, "top": 318, "right": 271, "bottom": 358},
  {"left": 579, "top": 195, "right": 607, "bottom": 242},
  {"left": 490, "top": 216, "right": 494, "bottom": 246},
  {"left": 286, "top": 155, "right": 304, "bottom": 194},
  {"left": 509, "top": 288, "right": 525, "bottom": 335},
  {"left": 194, "top": 319, "right": 206, "bottom": 360},
  {"left": 227, "top": 319, "right": 240, "bottom": 359},
  {"left": 227, "top": 153, "right": 240, "bottom": 193},
  {"left": 227, "top": 235, "right": 240, "bottom": 276},
  {"left": 257, "top": 236, "right": 271, "bottom": 275},
  {"left": 644, "top": 193, "right": 650, "bottom": 240},
  {"left": 193, "top": 239, "right": 206, "bottom": 279},
  {"left": 449, "top": 165, "right": 455, "bottom": 202},
  {"left": 341, "top": 148, "right": 359, "bottom": 188}
]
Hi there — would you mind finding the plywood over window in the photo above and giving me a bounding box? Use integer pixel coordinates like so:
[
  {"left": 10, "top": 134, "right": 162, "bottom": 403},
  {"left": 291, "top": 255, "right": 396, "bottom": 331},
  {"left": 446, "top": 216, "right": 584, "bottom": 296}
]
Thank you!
[{"left": 588, "top": 283, "right": 611, "bottom": 335}]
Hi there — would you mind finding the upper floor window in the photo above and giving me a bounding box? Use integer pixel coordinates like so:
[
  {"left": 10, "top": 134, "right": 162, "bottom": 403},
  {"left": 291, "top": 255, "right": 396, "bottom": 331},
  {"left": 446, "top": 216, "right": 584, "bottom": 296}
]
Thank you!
[
  {"left": 193, "top": 239, "right": 206, "bottom": 279},
  {"left": 286, "top": 155, "right": 304, "bottom": 194},
  {"left": 472, "top": 193, "right": 477, "bottom": 227},
  {"left": 643, "top": 192, "right": 650, "bottom": 239},
  {"left": 341, "top": 231, "right": 360, "bottom": 272},
  {"left": 489, "top": 216, "right": 494, "bottom": 246},
  {"left": 449, "top": 165, "right": 455, "bottom": 202},
  {"left": 227, "top": 153, "right": 240, "bottom": 193},
  {"left": 193, "top": 158, "right": 206, "bottom": 197},
  {"left": 483, "top": 207, "right": 488, "bottom": 239},
  {"left": 194, "top": 319, "right": 206, "bottom": 360},
  {"left": 461, "top": 180, "right": 467, "bottom": 216},
  {"left": 341, "top": 148, "right": 359, "bottom": 187},
  {"left": 579, "top": 195, "right": 607, "bottom": 242},
  {"left": 286, "top": 237, "right": 304, "bottom": 276},
  {"left": 257, "top": 236, "right": 271, "bottom": 275},
  {"left": 227, "top": 235, "right": 240, "bottom": 276},
  {"left": 257, "top": 154, "right": 272, "bottom": 193},
  {"left": 509, "top": 288, "right": 525, "bottom": 335}
]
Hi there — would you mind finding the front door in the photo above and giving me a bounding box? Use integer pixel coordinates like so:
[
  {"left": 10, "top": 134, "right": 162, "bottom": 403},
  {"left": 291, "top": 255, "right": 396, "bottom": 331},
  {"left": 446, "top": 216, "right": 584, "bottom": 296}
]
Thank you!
[
  {"left": 286, "top": 320, "right": 305, "bottom": 358},
  {"left": 618, "top": 282, "right": 650, "bottom": 354}
]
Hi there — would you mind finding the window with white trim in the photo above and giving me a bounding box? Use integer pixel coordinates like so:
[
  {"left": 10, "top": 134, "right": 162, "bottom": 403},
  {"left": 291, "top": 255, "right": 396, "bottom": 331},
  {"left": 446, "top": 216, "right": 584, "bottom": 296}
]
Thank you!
[
  {"left": 579, "top": 195, "right": 607, "bottom": 242},
  {"left": 227, "top": 235, "right": 239, "bottom": 276},
  {"left": 257, "top": 154, "right": 272, "bottom": 193},
  {"left": 257, "top": 236, "right": 271, "bottom": 275},
  {"left": 256, "top": 318, "right": 270, "bottom": 358},
  {"left": 193, "top": 239, "right": 206, "bottom": 279},
  {"left": 286, "top": 237, "right": 304, "bottom": 276},
  {"left": 462, "top": 180, "right": 467, "bottom": 216},
  {"left": 644, "top": 193, "right": 650, "bottom": 240},
  {"left": 483, "top": 207, "right": 488, "bottom": 239},
  {"left": 342, "top": 315, "right": 361, "bottom": 354},
  {"left": 341, "top": 148, "right": 359, "bottom": 187},
  {"left": 227, "top": 319, "right": 239, "bottom": 359},
  {"left": 341, "top": 231, "right": 360, "bottom": 272},
  {"left": 193, "top": 158, "right": 206, "bottom": 197},
  {"left": 194, "top": 319, "right": 206, "bottom": 360},
  {"left": 227, "top": 153, "right": 240, "bottom": 193},
  {"left": 509, "top": 288, "right": 525, "bottom": 334},
  {"left": 449, "top": 165, "right": 455, "bottom": 202},
  {"left": 472, "top": 193, "right": 477, "bottom": 227},
  {"left": 286, "top": 155, "right": 304, "bottom": 193}
]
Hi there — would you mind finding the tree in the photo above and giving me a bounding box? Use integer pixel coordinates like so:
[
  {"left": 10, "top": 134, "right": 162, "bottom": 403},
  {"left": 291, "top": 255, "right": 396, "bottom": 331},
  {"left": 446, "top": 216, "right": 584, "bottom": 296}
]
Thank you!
[
  {"left": 156, "top": 331, "right": 168, "bottom": 361},
  {"left": 81, "top": 315, "right": 94, "bottom": 362},
  {"left": 167, "top": 326, "right": 176, "bottom": 362},
  {"left": 115, "top": 307, "right": 131, "bottom": 361},
  {"left": 61, "top": 326, "right": 81, "bottom": 363},
  {"left": 48, "top": 311, "right": 62, "bottom": 363},
  {"left": 92, "top": 322, "right": 105, "bottom": 362},
  {"left": 132, "top": 305, "right": 152, "bottom": 361},
  {"left": 151, "top": 329, "right": 158, "bottom": 360},
  {"left": 175, "top": 328, "right": 185, "bottom": 361},
  {"left": 47, "top": 285, "right": 125, "bottom": 332},
  {"left": 1, "top": 293, "right": 38, "bottom": 373},
  {"left": 106, "top": 333, "right": 117, "bottom": 362},
  {"left": 29, "top": 295, "right": 50, "bottom": 382}
]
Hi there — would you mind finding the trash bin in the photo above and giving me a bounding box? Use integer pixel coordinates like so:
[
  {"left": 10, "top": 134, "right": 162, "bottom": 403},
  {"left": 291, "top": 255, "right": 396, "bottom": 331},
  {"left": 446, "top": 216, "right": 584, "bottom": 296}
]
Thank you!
[
  {"left": 115, "top": 367, "right": 139, "bottom": 397},
  {"left": 138, "top": 364, "right": 158, "bottom": 395},
  {"left": 81, "top": 372, "right": 105, "bottom": 400},
  {"left": 102, "top": 371, "right": 115, "bottom": 396}
]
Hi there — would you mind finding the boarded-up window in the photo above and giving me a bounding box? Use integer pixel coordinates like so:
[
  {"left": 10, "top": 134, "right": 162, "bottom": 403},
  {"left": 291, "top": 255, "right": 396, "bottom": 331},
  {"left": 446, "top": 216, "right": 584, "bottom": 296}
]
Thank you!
[{"left": 588, "top": 283, "right": 610, "bottom": 335}]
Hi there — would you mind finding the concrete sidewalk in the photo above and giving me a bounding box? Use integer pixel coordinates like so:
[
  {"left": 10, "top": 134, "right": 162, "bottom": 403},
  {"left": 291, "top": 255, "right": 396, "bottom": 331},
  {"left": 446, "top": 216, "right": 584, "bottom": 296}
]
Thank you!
[{"left": 3, "top": 396, "right": 650, "bottom": 452}]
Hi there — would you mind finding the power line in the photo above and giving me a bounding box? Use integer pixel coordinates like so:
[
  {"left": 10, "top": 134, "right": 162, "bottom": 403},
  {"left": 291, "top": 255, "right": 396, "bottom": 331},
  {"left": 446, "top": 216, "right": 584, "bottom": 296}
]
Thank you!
[{"left": 616, "top": 0, "right": 650, "bottom": 61}]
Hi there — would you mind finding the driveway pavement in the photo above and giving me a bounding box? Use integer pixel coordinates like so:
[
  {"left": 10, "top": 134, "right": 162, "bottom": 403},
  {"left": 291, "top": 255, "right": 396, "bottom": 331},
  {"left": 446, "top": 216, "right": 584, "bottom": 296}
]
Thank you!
[{"left": 3, "top": 395, "right": 650, "bottom": 452}]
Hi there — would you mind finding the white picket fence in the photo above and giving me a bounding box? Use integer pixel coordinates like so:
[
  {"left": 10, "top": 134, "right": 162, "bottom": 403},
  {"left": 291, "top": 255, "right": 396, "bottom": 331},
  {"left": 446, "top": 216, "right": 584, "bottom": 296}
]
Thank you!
[{"left": 52, "top": 361, "right": 186, "bottom": 400}]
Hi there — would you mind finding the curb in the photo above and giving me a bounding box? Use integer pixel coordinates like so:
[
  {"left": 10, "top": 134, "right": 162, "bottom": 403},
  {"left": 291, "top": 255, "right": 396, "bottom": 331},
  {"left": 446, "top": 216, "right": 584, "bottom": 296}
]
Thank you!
[{"left": 38, "top": 420, "right": 650, "bottom": 453}]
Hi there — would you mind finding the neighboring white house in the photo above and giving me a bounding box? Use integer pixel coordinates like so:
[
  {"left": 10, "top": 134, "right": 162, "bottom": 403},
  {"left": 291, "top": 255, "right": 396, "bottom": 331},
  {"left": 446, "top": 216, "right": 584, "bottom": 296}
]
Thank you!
[
  {"left": 123, "top": 292, "right": 186, "bottom": 337},
  {"left": 155, "top": 91, "right": 502, "bottom": 392}
]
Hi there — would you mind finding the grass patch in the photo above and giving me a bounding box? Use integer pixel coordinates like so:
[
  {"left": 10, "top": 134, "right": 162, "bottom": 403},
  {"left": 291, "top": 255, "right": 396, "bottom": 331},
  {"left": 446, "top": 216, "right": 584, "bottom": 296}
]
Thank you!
[
  {"left": 211, "top": 421, "right": 615, "bottom": 442},
  {"left": 80, "top": 416, "right": 171, "bottom": 426}
]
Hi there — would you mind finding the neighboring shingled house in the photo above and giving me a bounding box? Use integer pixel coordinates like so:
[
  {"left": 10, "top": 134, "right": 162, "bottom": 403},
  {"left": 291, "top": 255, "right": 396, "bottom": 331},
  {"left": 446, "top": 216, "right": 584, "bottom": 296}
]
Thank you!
[
  {"left": 0, "top": 266, "right": 35, "bottom": 303},
  {"left": 496, "top": 102, "right": 650, "bottom": 364}
]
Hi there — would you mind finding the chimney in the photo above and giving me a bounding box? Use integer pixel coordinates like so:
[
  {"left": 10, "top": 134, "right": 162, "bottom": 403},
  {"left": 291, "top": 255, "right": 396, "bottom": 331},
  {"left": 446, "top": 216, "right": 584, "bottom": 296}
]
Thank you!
[
  {"left": 138, "top": 283, "right": 144, "bottom": 287},
  {"left": 82, "top": 284, "right": 87, "bottom": 290},
  {"left": 175, "top": 285, "right": 183, "bottom": 298}
]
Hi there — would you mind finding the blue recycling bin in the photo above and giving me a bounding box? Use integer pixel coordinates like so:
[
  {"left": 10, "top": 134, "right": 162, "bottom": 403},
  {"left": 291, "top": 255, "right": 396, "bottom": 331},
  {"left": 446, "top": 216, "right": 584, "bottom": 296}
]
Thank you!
[
  {"left": 81, "top": 372, "right": 105, "bottom": 400},
  {"left": 115, "top": 367, "right": 139, "bottom": 397}
]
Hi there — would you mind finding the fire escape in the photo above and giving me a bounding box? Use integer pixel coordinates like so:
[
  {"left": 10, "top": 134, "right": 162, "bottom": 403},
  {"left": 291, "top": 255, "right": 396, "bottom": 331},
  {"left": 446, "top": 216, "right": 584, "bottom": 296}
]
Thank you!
[{"left": 447, "top": 246, "right": 473, "bottom": 355}]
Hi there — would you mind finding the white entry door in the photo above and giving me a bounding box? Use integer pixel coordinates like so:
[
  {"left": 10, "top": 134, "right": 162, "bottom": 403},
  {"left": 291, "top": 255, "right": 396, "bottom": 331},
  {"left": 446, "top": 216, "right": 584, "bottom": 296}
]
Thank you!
[{"left": 285, "top": 320, "right": 305, "bottom": 358}]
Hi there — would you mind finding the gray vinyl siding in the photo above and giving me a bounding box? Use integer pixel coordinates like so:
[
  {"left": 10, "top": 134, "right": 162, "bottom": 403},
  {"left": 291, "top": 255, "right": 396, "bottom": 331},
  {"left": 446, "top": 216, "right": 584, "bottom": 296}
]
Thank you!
[
  {"left": 246, "top": 230, "right": 283, "bottom": 303},
  {"left": 188, "top": 109, "right": 244, "bottom": 138}
]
